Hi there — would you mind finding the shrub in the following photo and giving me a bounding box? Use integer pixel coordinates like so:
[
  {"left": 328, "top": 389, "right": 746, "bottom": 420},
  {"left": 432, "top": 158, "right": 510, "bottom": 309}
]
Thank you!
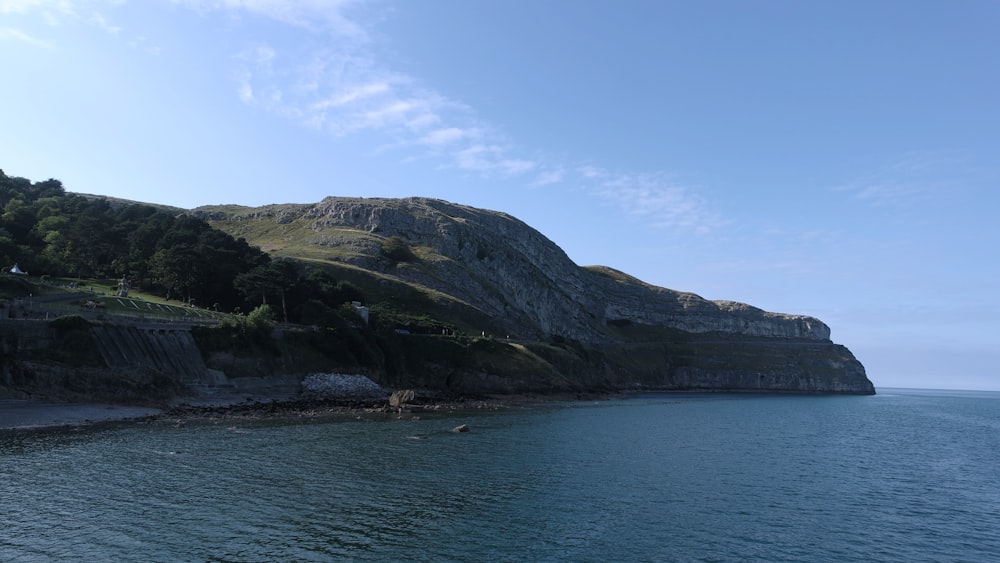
[
  {"left": 246, "top": 304, "right": 275, "bottom": 330},
  {"left": 49, "top": 314, "right": 92, "bottom": 334},
  {"left": 381, "top": 236, "right": 415, "bottom": 262}
]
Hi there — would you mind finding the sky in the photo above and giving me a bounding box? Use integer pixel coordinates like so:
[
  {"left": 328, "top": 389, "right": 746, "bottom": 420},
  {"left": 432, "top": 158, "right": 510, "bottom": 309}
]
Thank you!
[{"left": 2, "top": 0, "right": 998, "bottom": 391}]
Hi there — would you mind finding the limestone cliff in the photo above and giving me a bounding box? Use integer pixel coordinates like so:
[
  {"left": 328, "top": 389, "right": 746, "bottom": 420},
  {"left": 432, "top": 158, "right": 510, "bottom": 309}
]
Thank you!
[
  {"left": 196, "top": 196, "right": 875, "bottom": 395},
  {"left": 197, "top": 197, "right": 831, "bottom": 343}
]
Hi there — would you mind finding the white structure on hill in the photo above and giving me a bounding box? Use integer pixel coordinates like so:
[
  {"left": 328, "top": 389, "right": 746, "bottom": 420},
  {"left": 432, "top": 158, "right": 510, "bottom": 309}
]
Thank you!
[{"left": 352, "top": 301, "right": 369, "bottom": 324}]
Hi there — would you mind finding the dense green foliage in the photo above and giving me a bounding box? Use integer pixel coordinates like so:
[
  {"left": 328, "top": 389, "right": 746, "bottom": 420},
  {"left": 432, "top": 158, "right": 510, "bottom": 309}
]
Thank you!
[
  {"left": 0, "top": 170, "right": 366, "bottom": 325},
  {"left": 0, "top": 169, "right": 623, "bottom": 395},
  {"left": 0, "top": 169, "right": 268, "bottom": 311}
]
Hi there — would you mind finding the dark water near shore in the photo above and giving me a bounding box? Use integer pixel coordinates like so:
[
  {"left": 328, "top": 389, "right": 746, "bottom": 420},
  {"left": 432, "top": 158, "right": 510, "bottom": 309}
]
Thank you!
[{"left": 3, "top": 389, "right": 999, "bottom": 561}]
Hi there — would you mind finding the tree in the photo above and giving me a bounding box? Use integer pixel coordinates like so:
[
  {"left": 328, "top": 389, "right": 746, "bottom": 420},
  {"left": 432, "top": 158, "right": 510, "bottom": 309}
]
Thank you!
[
  {"left": 267, "top": 258, "right": 300, "bottom": 323},
  {"left": 149, "top": 244, "right": 204, "bottom": 302},
  {"left": 234, "top": 259, "right": 300, "bottom": 321},
  {"left": 234, "top": 262, "right": 274, "bottom": 306}
]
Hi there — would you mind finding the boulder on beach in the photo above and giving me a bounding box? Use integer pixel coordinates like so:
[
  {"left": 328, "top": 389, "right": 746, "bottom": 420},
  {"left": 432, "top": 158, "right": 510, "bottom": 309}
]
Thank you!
[{"left": 389, "top": 389, "right": 416, "bottom": 410}]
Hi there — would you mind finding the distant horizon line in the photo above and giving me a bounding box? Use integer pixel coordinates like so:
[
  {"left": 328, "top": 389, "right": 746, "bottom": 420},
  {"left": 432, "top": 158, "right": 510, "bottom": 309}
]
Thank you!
[{"left": 875, "top": 386, "right": 1000, "bottom": 395}]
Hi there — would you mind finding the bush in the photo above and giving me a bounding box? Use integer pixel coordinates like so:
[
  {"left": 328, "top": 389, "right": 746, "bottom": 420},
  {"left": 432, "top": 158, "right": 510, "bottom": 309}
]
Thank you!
[
  {"left": 381, "top": 236, "right": 415, "bottom": 262},
  {"left": 49, "top": 314, "right": 92, "bottom": 334},
  {"left": 246, "top": 304, "right": 275, "bottom": 330}
]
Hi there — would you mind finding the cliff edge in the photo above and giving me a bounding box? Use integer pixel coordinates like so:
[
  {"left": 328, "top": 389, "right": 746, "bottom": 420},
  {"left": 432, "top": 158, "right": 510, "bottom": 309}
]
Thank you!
[{"left": 193, "top": 196, "right": 874, "bottom": 395}]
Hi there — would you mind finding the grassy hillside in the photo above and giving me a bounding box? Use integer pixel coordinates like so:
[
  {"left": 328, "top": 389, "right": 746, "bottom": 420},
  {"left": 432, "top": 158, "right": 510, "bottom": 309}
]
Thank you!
[{"left": 0, "top": 172, "right": 873, "bottom": 397}]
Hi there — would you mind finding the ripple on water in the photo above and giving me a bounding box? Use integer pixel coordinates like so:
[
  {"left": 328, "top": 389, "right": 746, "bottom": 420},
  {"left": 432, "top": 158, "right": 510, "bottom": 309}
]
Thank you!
[{"left": 2, "top": 392, "right": 1000, "bottom": 561}]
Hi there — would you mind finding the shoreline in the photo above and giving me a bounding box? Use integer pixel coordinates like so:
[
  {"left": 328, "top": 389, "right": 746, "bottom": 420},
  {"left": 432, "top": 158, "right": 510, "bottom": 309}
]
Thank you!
[
  {"left": 2, "top": 388, "right": 871, "bottom": 433},
  {"left": 0, "top": 393, "right": 565, "bottom": 433},
  {"left": 7, "top": 388, "right": 876, "bottom": 433},
  {"left": 0, "top": 389, "right": 864, "bottom": 434},
  {"left": 0, "top": 399, "right": 163, "bottom": 432}
]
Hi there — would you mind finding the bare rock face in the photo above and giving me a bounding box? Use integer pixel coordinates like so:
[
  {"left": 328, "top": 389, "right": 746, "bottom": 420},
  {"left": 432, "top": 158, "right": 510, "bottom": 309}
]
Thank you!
[
  {"left": 221, "top": 197, "right": 832, "bottom": 344},
  {"left": 586, "top": 268, "right": 832, "bottom": 341},
  {"left": 195, "top": 196, "right": 874, "bottom": 394}
]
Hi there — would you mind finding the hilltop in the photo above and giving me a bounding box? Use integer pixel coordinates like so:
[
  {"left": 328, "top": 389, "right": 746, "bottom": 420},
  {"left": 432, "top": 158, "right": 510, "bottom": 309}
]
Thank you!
[
  {"left": 0, "top": 169, "right": 874, "bottom": 401},
  {"left": 194, "top": 197, "right": 830, "bottom": 343},
  {"left": 191, "top": 196, "right": 874, "bottom": 395}
]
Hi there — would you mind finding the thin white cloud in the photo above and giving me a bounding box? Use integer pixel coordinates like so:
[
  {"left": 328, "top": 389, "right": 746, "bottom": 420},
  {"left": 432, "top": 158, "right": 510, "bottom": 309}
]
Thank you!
[
  {"left": 248, "top": 44, "right": 276, "bottom": 66},
  {"left": 235, "top": 69, "right": 256, "bottom": 103},
  {"left": 2, "top": 1, "right": 127, "bottom": 43},
  {"left": 127, "top": 35, "right": 162, "bottom": 54},
  {"left": 12, "top": 0, "right": 726, "bottom": 237},
  {"left": 418, "top": 127, "right": 468, "bottom": 146},
  {"left": 593, "top": 173, "right": 724, "bottom": 234},
  {"left": 235, "top": 26, "right": 722, "bottom": 230},
  {"left": 311, "top": 81, "right": 389, "bottom": 110},
  {"left": 233, "top": 32, "right": 547, "bottom": 178},
  {"left": 361, "top": 100, "right": 420, "bottom": 126},
  {"left": 703, "top": 257, "right": 816, "bottom": 277},
  {"left": 498, "top": 158, "right": 537, "bottom": 175},
  {"left": 578, "top": 164, "right": 607, "bottom": 180},
  {"left": 836, "top": 151, "right": 972, "bottom": 209},
  {"left": 446, "top": 144, "right": 535, "bottom": 176},
  {"left": 532, "top": 168, "right": 565, "bottom": 187},
  {"left": 172, "top": 0, "right": 367, "bottom": 37},
  {"left": 215, "top": 1, "right": 728, "bottom": 234},
  {"left": 0, "top": 26, "right": 53, "bottom": 47},
  {"left": 0, "top": 0, "right": 63, "bottom": 14},
  {"left": 453, "top": 145, "right": 497, "bottom": 172},
  {"left": 88, "top": 10, "right": 120, "bottom": 34}
]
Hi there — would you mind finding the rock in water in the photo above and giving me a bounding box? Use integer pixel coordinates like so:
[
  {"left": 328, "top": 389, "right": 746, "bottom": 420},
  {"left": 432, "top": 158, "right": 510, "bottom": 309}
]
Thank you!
[{"left": 389, "top": 389, "right": 416, "bottom": 410}]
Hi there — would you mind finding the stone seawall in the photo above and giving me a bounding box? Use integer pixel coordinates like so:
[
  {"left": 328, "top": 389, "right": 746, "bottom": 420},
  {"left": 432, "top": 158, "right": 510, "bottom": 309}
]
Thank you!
[
  {"left": 1, "top": 316, "right": 874, "bottom": 401},
  {"left": 0, "top": 320, "right": 53, "bottom": 354},
  {"left": 90, "top": 324, "right": 209, "bottom": 384}
]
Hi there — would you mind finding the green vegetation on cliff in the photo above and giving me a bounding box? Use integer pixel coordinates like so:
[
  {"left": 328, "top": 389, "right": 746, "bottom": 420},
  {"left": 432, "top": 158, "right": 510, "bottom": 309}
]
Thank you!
[{"left": 0, "top": 168, "right": 875, "bottom": 398}]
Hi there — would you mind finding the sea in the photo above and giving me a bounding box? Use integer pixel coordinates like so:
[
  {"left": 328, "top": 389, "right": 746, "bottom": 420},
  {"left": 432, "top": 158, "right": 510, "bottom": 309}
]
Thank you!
[{"left": 2, "top": 388, "right": 999, "bottom": 562}]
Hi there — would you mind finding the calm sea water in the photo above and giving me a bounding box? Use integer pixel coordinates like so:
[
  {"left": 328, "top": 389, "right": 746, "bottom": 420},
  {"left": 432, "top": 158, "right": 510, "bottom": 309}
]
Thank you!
[{"left": 2, "top": 388, "right": 999, "bottom": 562}]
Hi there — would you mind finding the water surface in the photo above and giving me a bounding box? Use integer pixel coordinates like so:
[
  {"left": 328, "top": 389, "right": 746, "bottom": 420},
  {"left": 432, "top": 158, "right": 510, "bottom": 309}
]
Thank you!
[{"left": 3, "top": 389, "right": 998, "bottom": 561}]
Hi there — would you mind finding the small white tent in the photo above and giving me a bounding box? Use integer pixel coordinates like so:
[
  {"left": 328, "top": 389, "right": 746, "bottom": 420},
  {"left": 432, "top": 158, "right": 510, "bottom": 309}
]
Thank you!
[{"left": 9, "top": 264, "right": 27, "bottom": 275}]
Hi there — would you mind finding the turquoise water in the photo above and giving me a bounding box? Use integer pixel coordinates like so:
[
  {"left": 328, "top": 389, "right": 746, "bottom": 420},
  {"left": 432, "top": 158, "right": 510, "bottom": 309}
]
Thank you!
[{"left": 3, "top": 389, "right": 999, "bottom": 561}]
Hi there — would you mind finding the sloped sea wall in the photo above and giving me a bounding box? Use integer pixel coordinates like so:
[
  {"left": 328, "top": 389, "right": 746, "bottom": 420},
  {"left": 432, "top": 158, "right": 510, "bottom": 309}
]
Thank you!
[{"left": 91, "top": 324, "right": 208, "bottom": 384}]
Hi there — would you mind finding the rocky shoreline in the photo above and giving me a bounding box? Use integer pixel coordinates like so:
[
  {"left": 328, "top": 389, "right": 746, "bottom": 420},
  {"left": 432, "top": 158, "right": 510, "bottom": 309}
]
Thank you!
[
  {"left": 159, "top": 394, "right": 513, "bottom": 422},
  {"left": 0, "top": 388, "right": 620, "bottom": 432},
  {"left": 0, "top": 394, "right": 513, "bottom": 432}
]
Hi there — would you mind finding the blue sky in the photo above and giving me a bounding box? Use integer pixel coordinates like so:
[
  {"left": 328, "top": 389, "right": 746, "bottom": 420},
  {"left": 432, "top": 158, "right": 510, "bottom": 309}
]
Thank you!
[{"left": 2, "top": 0, "right": 998, "bottom": 390}]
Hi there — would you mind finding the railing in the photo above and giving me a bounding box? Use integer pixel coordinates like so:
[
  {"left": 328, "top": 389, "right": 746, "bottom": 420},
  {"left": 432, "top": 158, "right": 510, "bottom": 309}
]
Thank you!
[{"left": 9, "top": 294, "right": 227, "bottom": 325}]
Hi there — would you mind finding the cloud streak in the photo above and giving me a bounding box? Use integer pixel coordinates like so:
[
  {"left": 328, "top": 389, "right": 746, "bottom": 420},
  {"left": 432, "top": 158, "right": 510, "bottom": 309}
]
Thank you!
[
  {"left": 223, "top": 5, "right": 730, "bottom": 235},
  {"left": 11, "top": 0, "right": 729, "bottom": 236},
  {"left": 592, "top": 173, "right": 725, "bottom": 234},
  {"left": 0, "top": 26, "right": 53, "bottom": 48},
  {"left": 173, "top": 0, "right": 368, "bottom": 37},
  {"left": 836, "top": 151, "right": 974, "bottom": 209}
]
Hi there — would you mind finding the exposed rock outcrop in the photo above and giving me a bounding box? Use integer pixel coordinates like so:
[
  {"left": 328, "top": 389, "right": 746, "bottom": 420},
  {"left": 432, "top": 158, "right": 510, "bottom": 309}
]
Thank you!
[
  {"left": 194, "top": 196, "right": 874, "bottom": 395},
  {"left": 198, "top": 197, "right": 833, "bottom": 344}
]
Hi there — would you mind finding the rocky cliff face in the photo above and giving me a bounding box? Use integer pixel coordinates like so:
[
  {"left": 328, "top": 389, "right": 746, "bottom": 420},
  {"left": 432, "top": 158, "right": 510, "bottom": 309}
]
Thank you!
[
  {"left": 195, "top": 196, "right": 874, "bottom": 394},
  {"left": 201, "top": 197, "right": 832, "bottom": 343}
]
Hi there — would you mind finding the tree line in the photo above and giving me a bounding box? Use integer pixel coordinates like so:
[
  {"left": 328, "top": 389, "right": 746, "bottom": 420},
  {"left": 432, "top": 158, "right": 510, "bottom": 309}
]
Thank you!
[{"left": 0, "top": 169, "right": 363, "bottom": 325}]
